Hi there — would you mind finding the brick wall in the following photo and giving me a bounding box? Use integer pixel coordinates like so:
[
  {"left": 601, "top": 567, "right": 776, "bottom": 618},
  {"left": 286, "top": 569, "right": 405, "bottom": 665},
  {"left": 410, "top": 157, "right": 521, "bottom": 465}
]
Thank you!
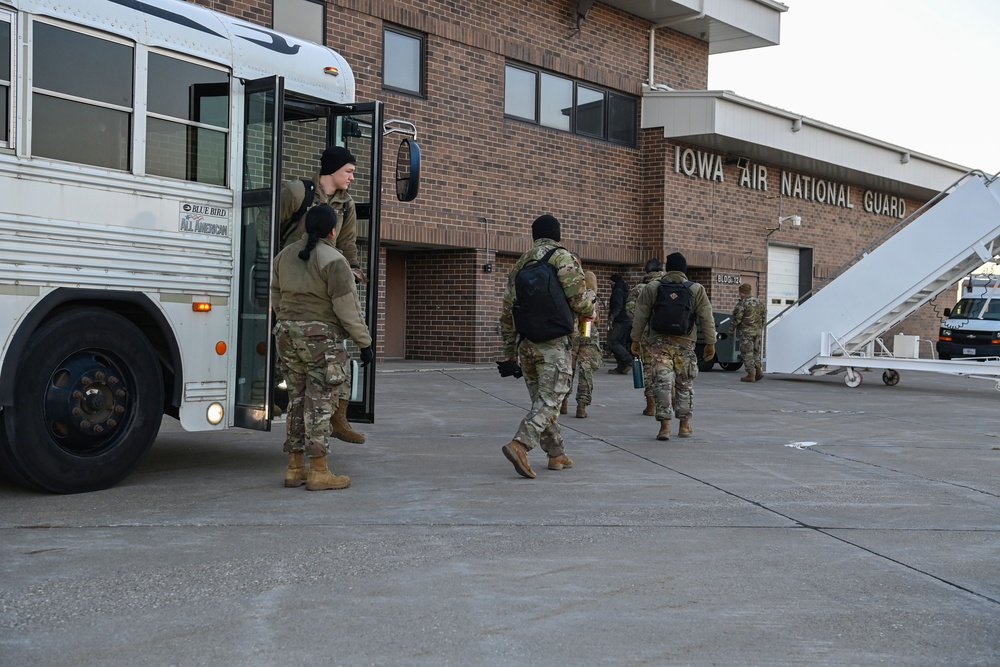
[{"left": 192, "top": 0, "right": 949, "bottom": 363}]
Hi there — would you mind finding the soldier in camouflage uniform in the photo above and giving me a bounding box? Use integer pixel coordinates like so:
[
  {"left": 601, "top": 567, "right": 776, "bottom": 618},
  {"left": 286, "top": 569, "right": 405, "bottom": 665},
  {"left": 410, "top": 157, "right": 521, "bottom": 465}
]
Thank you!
[
  {"left": 630, "top": 252, "right": 716, "bottom": 441},
  {"left": 566, "top": 271, "right": 602, "bottom": 418},
  {"left": 271, "top": 204, "right": 374, "bottom": 491},
  {"left": 626, "top": 258, "right": 665, "bottom": 416},
  {"left": 270, "top": 147, "right": 367, "bottom": 442},
  {"left": 499, "top": 214, "right": 595, "bottom": 478},
  {"left": 732, "top": 282, "right": 767, "bottom": 382}
]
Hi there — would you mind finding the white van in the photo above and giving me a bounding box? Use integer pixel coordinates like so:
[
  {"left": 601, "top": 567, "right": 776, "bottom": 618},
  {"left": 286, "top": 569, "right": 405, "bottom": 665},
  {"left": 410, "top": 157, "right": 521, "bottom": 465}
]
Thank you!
[{"left": 937, "top": 275, "right": 1000, "bottom": 359}]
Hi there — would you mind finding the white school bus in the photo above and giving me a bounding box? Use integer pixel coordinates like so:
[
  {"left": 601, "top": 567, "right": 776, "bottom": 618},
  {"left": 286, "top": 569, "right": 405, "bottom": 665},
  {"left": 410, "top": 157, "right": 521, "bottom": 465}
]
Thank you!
[{"left": 0, "top": 0, "right": 420, "bottom": 493}]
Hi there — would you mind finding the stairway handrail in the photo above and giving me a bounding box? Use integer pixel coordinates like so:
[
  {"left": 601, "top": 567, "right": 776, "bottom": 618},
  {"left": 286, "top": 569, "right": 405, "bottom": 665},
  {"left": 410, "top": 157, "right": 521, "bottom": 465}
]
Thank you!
[{"left": 766, "top": 169, "right": 995, "bottom": 326}]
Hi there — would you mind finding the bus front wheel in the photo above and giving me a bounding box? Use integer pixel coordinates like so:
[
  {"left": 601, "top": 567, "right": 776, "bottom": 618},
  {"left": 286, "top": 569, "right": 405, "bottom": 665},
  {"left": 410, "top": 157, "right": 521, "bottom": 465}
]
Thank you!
[{"left": 0, "top": 307, "right": 164, "bottom": 494}]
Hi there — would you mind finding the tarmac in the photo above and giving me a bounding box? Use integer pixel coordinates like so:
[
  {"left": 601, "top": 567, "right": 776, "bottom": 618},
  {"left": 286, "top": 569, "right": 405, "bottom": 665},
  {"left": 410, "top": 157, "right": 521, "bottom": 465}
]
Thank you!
[{"left": 1, "top": 359, "right": 999, "bottom": 666}]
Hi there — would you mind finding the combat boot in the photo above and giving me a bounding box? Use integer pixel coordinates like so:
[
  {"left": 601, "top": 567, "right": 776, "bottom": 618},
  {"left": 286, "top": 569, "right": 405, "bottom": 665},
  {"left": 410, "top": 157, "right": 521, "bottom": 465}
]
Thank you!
[
  {"left": 305, "top": 455, "right": 351, "bottom": 491},
  {"left": 331, "top": 399, "right": 366, "bottom": 443},
  {"left": 502, "top": 440, "right": 536, "bottom": 479},
  {"left": 560, "top": 397, "right": 569, "bottom": 414},
  {"left": 678, "top": 419, "right": 693, "bottom": 437},
  {"left": 548, "top": 453, "right": 574, "bottom": 470},
  {"left": 575, "top": 404, "right": 587, "bottom": 418},
  {"left": 642, "top": 395, "right": 655, "bottom": 416},
  {"left": 657, "top": 419, "right": 670, "bottom": 441},
  {"left": 755, "top": 365, "right": 764, "bottom": 381},
  {"left": 284, "top": 451, "right": 307, "bottom": 488},
  {"left": 740, "top": 369, "right": 755, "bottom": 382}
]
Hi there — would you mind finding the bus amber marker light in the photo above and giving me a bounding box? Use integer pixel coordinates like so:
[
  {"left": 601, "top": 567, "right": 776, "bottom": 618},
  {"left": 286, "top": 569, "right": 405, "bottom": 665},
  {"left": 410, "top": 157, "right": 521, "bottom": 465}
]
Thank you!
[
  {"left": 324, "top": 66, "right": 339, "bottom": 76},
  {"left": 192, "top": 301, "right": 211, "bottom": 312}
]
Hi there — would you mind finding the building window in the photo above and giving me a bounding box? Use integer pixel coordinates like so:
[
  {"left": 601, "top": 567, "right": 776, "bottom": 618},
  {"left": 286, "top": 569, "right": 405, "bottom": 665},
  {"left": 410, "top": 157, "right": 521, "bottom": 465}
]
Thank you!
[
  {"left": 383, "top": 26, "right": 424, "bottom": 96},
  {"left": 504, "top": 63, "right": 637, "bottom": 147},
  {"left": 608, "top": 93, "right": 638, "bottom": 146},
  {"left": 272, "top": 0, "right": 324, "bottom": 45},
  {"left": 31, "top": 22, "right": 133, "bottom": 170},
  {"left": 146, "top": 53, "right": 230, "bottom": 186},
  {"left": 1, "top": 13, "right": 10, "bottom": 146},
  {"left": 504, "top": 66, "right": 536, "bottom": 121}
]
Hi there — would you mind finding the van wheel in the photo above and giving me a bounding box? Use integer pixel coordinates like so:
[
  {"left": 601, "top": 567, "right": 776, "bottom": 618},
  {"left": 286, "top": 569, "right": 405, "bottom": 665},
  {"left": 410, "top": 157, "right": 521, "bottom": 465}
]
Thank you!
[
  {"left": 0, "top": 307, "right": 163, "bottom": 494},
  {"left": 719, "top": 362, "right": 743, "bottom": 372}
]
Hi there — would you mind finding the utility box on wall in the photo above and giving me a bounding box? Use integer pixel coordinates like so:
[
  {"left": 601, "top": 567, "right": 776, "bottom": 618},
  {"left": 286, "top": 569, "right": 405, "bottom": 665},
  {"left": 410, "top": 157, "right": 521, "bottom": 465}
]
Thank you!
[{"left": 894, "top": 334, "right": 920, "bottom": 359}]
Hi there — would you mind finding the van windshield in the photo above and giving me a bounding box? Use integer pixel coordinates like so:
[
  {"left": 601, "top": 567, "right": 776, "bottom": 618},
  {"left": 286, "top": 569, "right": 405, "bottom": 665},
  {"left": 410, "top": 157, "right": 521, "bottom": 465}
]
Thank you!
[{"left": 950, "top": 298, "right": 1000, "bottom": 320}]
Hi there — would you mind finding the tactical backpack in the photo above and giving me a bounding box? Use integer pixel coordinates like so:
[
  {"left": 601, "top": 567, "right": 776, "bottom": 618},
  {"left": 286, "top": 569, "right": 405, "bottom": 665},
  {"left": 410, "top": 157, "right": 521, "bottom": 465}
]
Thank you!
[
  {"left": 511, "top": 246, "right": 576, "bottom": 343},
  {"left": 649, "top": 279, "right": 695, "bottom": 335}
]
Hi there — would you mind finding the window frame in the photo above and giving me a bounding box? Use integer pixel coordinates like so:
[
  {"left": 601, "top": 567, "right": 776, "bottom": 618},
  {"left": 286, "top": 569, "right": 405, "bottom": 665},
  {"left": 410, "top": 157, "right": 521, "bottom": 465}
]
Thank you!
[
  {"left": 28, "top": 19, "right": 135, "bottom": 171},
  {"left": 503, "top": 63, "right": 638, "bottom": 148},
  {"left": 382, "top": 24, "right": 425, "bottom": 98},
  {"left": 0, "top": 10, "right": 12, "bottom": 148},
  {"left": 144, "top": 48, "right": 231, "bottom": 186}
]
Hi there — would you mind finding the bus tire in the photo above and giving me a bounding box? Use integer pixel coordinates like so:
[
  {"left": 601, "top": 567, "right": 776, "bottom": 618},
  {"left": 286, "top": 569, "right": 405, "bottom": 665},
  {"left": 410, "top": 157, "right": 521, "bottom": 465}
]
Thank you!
[{"left": 4, "top": 307, "right": 164, "bottom": 494}]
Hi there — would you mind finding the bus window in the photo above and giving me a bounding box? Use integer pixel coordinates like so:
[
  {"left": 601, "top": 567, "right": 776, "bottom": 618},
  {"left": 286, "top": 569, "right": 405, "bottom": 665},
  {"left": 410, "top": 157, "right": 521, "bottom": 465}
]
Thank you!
[
  {"left": 1, "top": 13, "right": 10, "bottom": 145},
  {"left": 31, "top": 22, "right": 132, "bottom": 169},
  {"left": 146, "top": 53, "right": 230, "bottom": 185}
]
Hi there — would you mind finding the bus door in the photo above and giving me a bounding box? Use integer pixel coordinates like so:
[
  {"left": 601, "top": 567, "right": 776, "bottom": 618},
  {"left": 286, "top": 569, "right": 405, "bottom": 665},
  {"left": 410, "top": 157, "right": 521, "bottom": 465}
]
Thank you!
[
  {"left": 326, "top": 102, "right": 383, "bottom": 423},
  {"left": 234, "top": 76, "right": 283, "bottom": 430}
]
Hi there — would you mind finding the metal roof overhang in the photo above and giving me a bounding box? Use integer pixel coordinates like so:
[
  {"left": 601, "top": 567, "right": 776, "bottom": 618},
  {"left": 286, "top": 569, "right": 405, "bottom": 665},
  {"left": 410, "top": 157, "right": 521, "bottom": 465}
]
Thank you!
[
  {"left": 642, "top": 89, "right": 969, "bottom": 201},
  {"left": 598, "top": 0, "right": 787, "bottom": 54}
]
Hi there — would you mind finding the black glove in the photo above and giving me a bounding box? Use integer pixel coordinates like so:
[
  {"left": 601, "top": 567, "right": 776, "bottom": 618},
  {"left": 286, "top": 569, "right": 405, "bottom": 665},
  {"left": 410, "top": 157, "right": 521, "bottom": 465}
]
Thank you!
[
  {"left": 360, "top": 346, "right": 374, "bottom": 367},
  {"left": 496, "top": 359, "right": 523, "bottom": 379}
]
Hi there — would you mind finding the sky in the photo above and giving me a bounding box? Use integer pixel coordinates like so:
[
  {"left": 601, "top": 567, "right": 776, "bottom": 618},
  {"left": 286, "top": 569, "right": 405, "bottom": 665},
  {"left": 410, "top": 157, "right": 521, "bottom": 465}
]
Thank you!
[{"left": 707, "top": 0, "right": 1000, "bottom": 174}]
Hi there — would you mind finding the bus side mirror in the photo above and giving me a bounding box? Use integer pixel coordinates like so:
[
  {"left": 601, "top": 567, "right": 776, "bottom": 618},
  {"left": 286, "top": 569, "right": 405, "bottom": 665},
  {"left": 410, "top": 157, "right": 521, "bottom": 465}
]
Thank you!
[
  {"left": 395, "top": 138, "right": 421, "bottom": 202},
  {"left": 943, "top": 307, "right": 951, "bottom": 317}
]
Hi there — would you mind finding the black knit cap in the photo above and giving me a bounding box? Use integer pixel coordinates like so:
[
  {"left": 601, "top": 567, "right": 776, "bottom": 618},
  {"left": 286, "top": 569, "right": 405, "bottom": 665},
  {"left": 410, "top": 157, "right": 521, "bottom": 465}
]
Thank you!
[
  {"left": 319, "top": 146, "right": 357, "bottom": 176},
  {"left": 665, "top": 252, "right": 687, "bottom": 273},
  {"left": 531, "top": 214, "right": 561, "bottom": 242}
]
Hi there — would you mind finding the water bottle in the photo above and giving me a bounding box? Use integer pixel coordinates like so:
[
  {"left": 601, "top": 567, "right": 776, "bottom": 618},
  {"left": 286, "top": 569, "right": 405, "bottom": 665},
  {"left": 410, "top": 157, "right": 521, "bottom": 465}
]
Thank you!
[{"left": 632, "top": 356, "right": 644, "bottom": 389}]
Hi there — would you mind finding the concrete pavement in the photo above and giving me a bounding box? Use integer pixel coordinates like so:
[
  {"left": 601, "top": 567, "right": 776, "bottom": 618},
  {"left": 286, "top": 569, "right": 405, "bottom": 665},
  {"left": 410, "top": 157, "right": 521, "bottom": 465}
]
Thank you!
[{"left": 1, "top": 360, "right": 999, "bottom": 666}]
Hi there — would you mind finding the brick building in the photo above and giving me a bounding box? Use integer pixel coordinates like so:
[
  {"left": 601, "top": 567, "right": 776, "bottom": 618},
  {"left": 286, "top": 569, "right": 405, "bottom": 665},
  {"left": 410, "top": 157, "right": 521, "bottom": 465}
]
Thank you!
[{"left": 198, "top": 0, "right": 968, "bottom": 363}]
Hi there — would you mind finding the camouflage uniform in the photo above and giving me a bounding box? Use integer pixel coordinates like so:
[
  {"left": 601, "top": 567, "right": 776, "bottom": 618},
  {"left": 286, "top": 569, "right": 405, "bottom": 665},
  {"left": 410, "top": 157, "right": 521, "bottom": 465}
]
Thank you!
[
  {"left": 626, "top": 270, "right": 665, "bottom": 396},
  {"left": 500, "top": 239, "right": 595, "bottom": 455},
  {"left": 570, "top": 297, "right": 601, "bottom": 406},
  {"left": 630, "top": 271, "right": 716, "bottom": 421},
  {"left": 273, "top": 321, "right": 350, "bottom": 457},
  {"left": 270, "top": 179, "right": 362, "bottom": 398},
  {"left": 732, "top": 293, "right": 766, "bottom": 372},
  {"left": 271, "top": 236, "right": 372, "bottom": 456}
]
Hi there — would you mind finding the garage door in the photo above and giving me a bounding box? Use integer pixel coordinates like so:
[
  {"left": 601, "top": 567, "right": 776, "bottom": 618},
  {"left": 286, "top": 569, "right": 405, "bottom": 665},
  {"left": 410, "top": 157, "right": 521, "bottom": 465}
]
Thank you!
[{"left": 767, "top": 246, "right": 800, "bottom": 321}]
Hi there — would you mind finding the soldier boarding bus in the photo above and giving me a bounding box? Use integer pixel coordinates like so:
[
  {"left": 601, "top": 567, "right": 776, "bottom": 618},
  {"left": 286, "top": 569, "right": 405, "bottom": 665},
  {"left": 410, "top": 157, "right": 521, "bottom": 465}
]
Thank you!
[{"left": 0, "top": 0, "right": 421, "bottom": 493}]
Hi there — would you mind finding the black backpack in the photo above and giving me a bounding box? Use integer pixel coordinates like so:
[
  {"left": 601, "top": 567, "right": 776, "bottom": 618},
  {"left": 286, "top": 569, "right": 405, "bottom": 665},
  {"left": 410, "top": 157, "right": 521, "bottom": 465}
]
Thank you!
[
  {"left": 511, "top": 246, "right": 576, "bottom": 343},
  {"left": 649, "top": 279, "right": 695, "bottom": 335}
]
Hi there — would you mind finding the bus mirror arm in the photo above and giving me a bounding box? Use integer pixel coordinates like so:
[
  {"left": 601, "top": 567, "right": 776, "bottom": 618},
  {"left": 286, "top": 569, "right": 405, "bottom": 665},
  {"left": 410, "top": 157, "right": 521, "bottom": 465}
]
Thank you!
[{"left": 383, "top": 119, "right": 417, "bottom": 140}]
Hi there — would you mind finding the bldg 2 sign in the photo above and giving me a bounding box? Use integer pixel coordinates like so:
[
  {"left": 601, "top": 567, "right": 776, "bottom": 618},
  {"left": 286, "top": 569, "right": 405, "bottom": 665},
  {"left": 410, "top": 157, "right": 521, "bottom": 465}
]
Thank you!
[{"left": 673, "top": 147, "right": 906, "bottom": 219}]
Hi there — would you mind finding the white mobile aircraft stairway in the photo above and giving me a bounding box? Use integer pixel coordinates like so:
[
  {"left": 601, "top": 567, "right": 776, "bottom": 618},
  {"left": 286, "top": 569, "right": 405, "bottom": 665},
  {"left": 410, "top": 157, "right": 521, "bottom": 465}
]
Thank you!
[{"left": 765, "top": 170, "right": 1000, "bottom": 387}]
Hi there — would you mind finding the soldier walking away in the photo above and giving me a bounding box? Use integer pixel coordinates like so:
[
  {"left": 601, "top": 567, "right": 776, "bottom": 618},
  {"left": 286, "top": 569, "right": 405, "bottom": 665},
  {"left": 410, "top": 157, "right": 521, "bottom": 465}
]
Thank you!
[
  {"left": 564, "top": 271, "right": 602, "bottom": 418},
  {"left": 499, "top": 214, "right": 595, "bottom": 478},
  {"left": 271, "top": 205, "right": 374, "bottom": 491},
  {"left": 732, "top": 282, "right": 767, "bottom": 382},
  {"left": 630, "top": 252, "right": 716, "bottom": 441},
  {"left": 626, "top": 258, "right": 665, "bottom": 416},
  {"left": 607, "top": 274, "right": 632, "bottom": 374}
]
